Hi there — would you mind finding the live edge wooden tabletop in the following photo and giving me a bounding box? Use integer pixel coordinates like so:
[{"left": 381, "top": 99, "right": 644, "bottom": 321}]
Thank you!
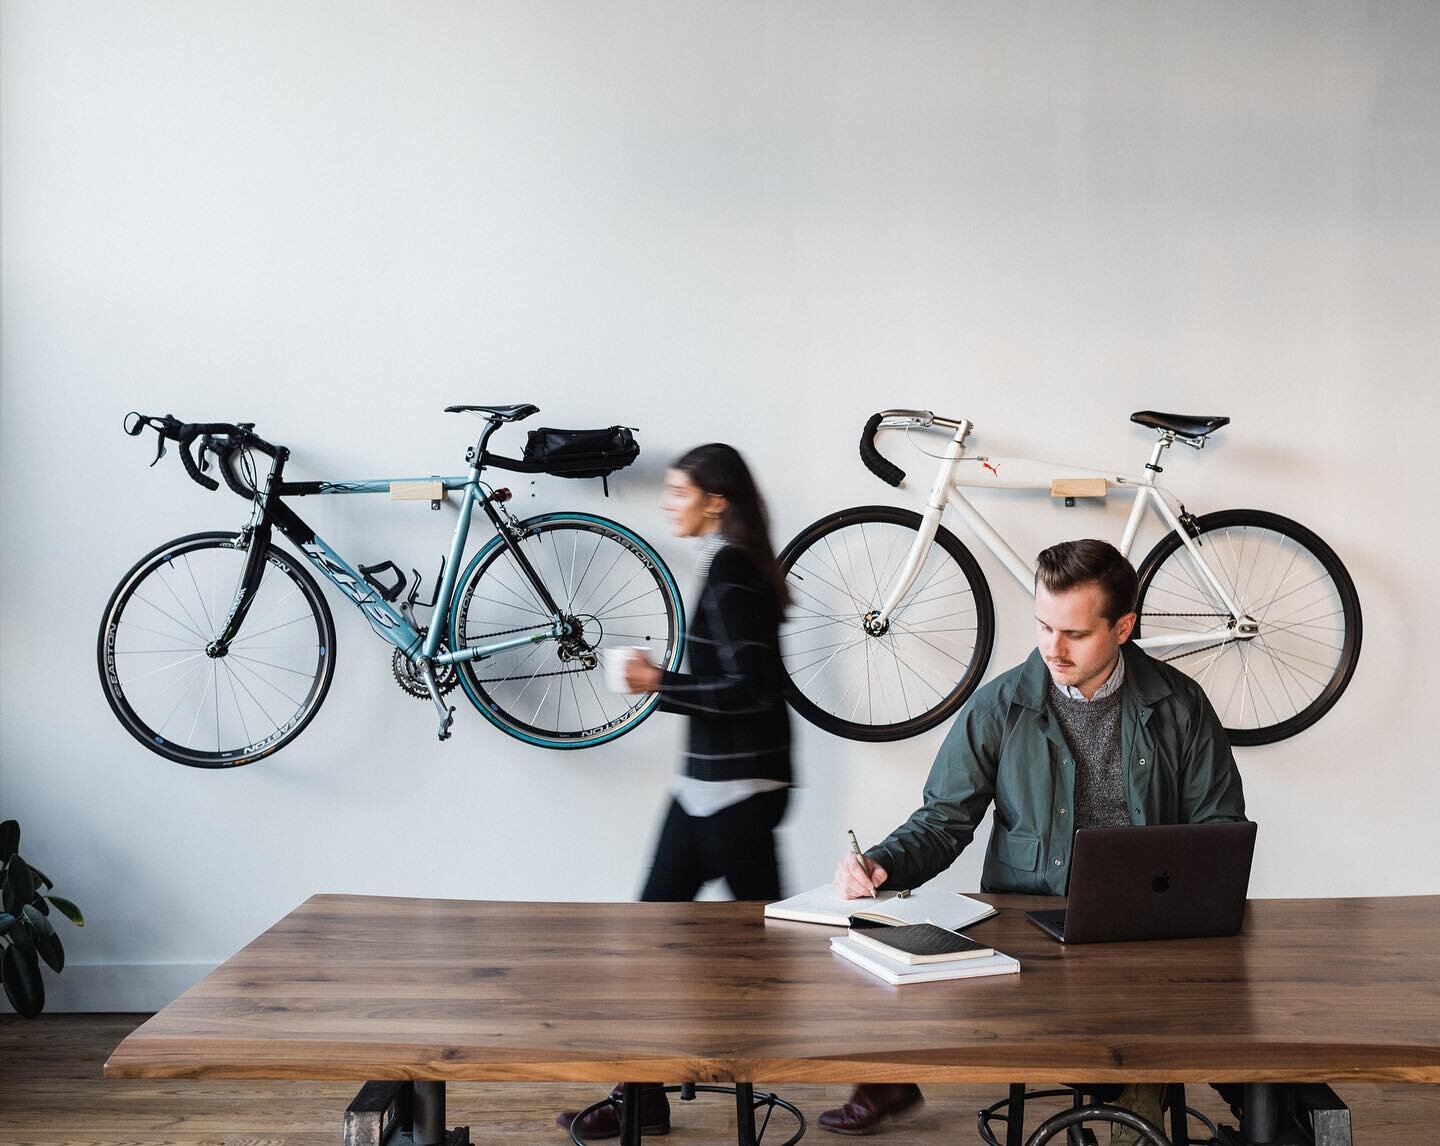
[{"left": 105, "top": 893, "right": 1440, "bottom": 1086}]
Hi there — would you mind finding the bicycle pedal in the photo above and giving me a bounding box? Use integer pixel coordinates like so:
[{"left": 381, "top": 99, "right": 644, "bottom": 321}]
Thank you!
[{"left": 435, "top": 706, "right": 455, "bottom": 741}]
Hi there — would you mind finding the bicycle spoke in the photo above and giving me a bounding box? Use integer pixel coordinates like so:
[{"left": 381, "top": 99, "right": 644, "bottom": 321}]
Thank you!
[
  {"left": 227, "top": 652, "right": 306, "bottom": 707},
  {"left": 228, "top": 651, "right": 320, "bottom": 678},
  {"left": 119, "top": 652, "right": 207, "bottom": 689},
  {"left": 221, "top": 661, "right": 254, "bottom": 749},
  {"left": 131, "top": 592, "right": 209, "bottom": 642}
]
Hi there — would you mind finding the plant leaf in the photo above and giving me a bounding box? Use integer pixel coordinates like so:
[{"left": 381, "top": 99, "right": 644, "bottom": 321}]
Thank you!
[
  {"left": 23, "top": 905, "right": 63, "bottom": 974},
  {"left": 0, "top": 912, "right": 15, "bottom": 937},
  {"left": 5, "top": 918, "right": 34, "bottom": 954},
  {"left": 5, "top": 856, "right": 35, "bottom": 903},
  {"left": 2, "top": 942, "right": 44, "bottom": 1018},
  {"left": 47, "top": 897, "right": 85, "bottom": 927},
  {"left": 0, "top": 821, "right": 17, "bottom": 862},
  {"left": 28, "top": 863, "right": 54, "bottom": 891}
]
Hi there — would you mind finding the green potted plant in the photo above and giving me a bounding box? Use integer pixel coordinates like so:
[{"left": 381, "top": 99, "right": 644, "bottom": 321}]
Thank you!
[{"left": 1, "top": 819, "right": 85, "bottom": 1017}]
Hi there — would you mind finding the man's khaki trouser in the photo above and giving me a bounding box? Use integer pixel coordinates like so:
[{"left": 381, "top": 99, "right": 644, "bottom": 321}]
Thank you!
[{"left": 1109, "top": 1083, "right": 1168, "bottom": 1145}]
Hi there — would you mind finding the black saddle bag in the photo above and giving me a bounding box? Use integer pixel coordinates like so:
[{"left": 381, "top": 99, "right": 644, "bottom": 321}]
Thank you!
[{"left": 522, "top": 426, "right": 640, "bottom": 485}]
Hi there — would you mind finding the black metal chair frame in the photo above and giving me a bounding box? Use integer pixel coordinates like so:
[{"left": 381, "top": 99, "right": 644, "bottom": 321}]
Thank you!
[
  {"left": 565, "top": 1081, "right": 805, "bottom": 1146},
  {"left": 978, "top": 1083, "right": 1218, "bottom": 1146}
]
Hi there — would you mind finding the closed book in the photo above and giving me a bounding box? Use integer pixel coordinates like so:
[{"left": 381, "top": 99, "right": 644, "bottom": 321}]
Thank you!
[
  {"left": 846, "top": 922, "right": 994, "bottom": 965},
  {"left": 830, "top": 936, "right": 1021, "bottom": 985},
  {"left": 764, "top": 885, "right": 997, "bottom": 931}
]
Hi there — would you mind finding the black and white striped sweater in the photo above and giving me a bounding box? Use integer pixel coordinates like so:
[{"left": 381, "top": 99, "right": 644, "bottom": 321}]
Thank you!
[{"left": 656, "top": 543, "right": 792, "bottom": 784}]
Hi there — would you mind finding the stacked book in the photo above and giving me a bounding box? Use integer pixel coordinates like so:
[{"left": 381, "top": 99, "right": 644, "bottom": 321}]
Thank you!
[{"left": 830, "top": 922, "right": 1020, "bottom": 985}]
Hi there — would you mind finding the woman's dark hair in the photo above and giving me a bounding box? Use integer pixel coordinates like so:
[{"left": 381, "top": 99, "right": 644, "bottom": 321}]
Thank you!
[
  {"left": 671, "top": 443, "right": 789, "bottom": 608},
  {"left": 1035, "top": 539, "right": 1138, "bottom": 624}
]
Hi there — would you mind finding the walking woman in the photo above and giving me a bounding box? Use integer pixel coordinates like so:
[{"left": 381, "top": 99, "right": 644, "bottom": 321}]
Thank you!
[{"left": 556, "top": 443, "right": 792, "bottom": 1139}]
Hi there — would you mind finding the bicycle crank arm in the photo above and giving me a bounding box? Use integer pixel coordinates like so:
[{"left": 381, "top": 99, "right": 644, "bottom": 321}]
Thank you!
[{"left": 417, "top": 661, "right": 456, "bottom": 741}]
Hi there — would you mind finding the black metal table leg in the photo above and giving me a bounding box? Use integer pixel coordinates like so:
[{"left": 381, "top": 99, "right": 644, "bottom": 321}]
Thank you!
[
  {"left": 619, "top": 1082, "right": 643, "bottom": 1146},
  {"left": 342, "top": 1081, "right": 469, "bottom": 1145},
  {"left": 1242, "top": 1083, "right": 1280, "bottom": 1144},
  {"left": 735, "top": 1081, "right": 757, "bottom": 1146},
  {"left": 1007, "top": 1083, "right": 1028, "bottom": 1146}
]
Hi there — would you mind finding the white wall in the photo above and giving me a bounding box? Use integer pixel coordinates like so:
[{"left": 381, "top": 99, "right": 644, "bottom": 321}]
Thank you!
[{"left": 3, "top": 1, "right": 1437, "bottom": 1010}]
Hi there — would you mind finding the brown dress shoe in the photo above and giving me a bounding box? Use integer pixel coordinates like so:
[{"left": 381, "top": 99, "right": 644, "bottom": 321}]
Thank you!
[
  {"left": 818, "top": 1083, "right": 925, "bottom": 1135},
  {"left": 556, "top": 1083, "right": 671, "bottom": 1139}
]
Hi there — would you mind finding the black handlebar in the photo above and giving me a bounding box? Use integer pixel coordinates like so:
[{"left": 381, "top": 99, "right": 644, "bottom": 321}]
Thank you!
[
  {"left": 124, "top": 412, "right": 279, "bottom": 497},
  {"left": 859, "top": 413, "right": 906, "bottom": 487}
]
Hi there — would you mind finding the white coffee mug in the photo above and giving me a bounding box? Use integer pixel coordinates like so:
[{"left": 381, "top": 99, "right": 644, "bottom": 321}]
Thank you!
[{"left": 601, "top": 646, "right": 652, "bottom": 694}]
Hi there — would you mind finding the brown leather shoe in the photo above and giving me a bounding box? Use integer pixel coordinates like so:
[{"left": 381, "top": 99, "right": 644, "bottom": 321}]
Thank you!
[
  {"left": 556, "top": 1083, "right": 671, "bottom": 1139},
  {"left": 818, "top": 1084, "right": 925, "bottom": 1135}
]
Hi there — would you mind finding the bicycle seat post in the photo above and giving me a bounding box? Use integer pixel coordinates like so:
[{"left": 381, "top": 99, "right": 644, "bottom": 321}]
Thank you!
[
  {"left": 470, "top": 418, "right": 504, "bottom": 472},
  {"left": 1144, "top": 430, "right": 1175, "bottom": 477}
]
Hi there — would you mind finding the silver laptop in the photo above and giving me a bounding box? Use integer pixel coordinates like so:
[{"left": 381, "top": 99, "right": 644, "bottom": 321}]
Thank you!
[{"left": 1026, "top": 822, "right": 1257, "bottom": 944}]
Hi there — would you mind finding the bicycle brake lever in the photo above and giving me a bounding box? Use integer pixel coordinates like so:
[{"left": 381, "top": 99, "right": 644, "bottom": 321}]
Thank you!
[{"left": 149, "top": 431, "right": 168, "bottom": 467}]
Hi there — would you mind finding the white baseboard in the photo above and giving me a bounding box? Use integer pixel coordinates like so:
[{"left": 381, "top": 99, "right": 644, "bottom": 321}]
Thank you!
[{"left": 0, "top": 961, "right": 214, "bottom": 1013}]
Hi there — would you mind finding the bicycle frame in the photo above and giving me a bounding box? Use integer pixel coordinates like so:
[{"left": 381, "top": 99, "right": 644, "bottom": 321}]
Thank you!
[
  {"left": 219, "top": 433, "right": 566, "bottom": 670},
  {"left": 869, "top": 412, "right": 1247, "bottom": 651}
]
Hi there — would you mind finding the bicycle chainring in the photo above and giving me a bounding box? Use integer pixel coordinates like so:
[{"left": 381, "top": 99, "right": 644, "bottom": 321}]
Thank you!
[{"left": 391, "top": 645, "right": 459, "bottom": 700}]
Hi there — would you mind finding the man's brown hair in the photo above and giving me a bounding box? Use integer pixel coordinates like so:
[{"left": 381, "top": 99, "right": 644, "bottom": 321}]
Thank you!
[{"left": 1035, "top": 539, "right": 1138, "bottom": 624}]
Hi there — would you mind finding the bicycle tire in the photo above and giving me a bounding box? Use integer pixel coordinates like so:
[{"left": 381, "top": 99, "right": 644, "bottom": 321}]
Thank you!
[
  {"left": 1134, "top": 508, "right": 1361, "bottom": 746},
  {"left": 450, "top": 513, "right": 684, "bottom": 749},
  {"left": 777, "top": 506, "right": 995, "bottom": 742},
  {"left": 97, "top": 531, "right": 337, "bottom": 767}
]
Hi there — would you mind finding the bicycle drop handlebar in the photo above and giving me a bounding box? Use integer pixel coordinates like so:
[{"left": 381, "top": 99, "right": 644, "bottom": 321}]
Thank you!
[
  {"left": 124, "top": 412, "right": 281, "bottom": 497},
  {"left": 860, "top": 409, "right": 972, "bottom": 488}
]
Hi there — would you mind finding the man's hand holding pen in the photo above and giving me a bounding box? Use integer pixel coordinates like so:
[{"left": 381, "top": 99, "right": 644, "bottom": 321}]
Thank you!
[{"left": 834, "top": 851, "right": 889, "bottom": 900}]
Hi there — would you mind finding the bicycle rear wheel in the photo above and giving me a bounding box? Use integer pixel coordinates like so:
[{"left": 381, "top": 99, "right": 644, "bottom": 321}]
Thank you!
[
  {"left": 450, "top": 513, "right": 684, "bottom": 749},
  {"left": 97, "top": 532, "right": 336, "bottom": 767},
  {"left": 1134, "top": 509, "right": 1361, "bottom": 746},
  {"left": 777, "top": 506, "right": 995, "bottom": 741}
]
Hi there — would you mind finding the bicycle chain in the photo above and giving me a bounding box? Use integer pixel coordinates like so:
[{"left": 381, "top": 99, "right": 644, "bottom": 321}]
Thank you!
[
  {"left": 445, "top": 620, "right": 611, "bottom": 686},
  {"left": 1141, "top": 613, "right": 1239, "bottom": 663}
]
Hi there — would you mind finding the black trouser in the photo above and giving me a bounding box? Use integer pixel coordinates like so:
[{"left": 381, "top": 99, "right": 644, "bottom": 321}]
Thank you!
[{"left": 640, "top": 788, "right": 789, "bottom": 902}]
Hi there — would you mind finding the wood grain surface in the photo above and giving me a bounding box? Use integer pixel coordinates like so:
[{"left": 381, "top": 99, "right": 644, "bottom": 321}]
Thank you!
[
  {"left": 9, "top": 1015, "right": 1440, "bottom": 1145},
  {"left": 104, "top": 893, "right": 1440, "bottom": 1085}
]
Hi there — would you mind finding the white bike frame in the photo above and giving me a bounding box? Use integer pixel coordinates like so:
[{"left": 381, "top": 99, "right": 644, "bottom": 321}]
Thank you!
[{"left": 870, "top": 410, "right": 1248, "bottom": 652}]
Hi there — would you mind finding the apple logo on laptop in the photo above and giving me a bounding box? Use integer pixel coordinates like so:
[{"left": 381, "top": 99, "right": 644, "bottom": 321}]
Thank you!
[{"left": 1152, "top": 872, "right": 1171, "bottom": 893}]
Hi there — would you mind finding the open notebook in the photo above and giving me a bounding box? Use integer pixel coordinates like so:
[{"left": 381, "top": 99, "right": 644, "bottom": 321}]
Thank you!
[{"left": 764, "top": 884, "right": 997, "bottom": 931}]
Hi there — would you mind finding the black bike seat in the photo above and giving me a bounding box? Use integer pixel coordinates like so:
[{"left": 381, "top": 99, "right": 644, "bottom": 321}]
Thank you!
[
  {"left": 1130, "top": 410, "right": 1230, "bottom": 439},
  {"left": 444, "top": 403, "right": 540, "bottom": 422}
]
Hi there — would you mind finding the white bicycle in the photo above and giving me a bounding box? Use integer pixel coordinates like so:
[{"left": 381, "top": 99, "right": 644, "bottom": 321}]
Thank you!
[{"left": 778, "top": 409, "right": 1362, "bottom": 746}]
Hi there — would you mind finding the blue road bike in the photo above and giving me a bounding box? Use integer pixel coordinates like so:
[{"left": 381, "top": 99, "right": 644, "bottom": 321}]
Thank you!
[{"left": 98, "top": 404, "right": 684, "bottom": 767}]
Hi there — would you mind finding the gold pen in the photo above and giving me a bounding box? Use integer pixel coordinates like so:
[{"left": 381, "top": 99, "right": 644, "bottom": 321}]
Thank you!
[{"left": 847, "top": 828, "right": 879, "bottom": 899}]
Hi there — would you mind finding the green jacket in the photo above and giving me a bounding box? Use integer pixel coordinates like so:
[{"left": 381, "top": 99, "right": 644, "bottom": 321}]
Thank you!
[{"left": 868, "top": 643, "right": 1247, "bottom": 896}]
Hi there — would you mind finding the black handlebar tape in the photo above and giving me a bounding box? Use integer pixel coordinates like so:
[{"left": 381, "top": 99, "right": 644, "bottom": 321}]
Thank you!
[
  {"left": 177, "top": 429, "right": 220, "bottom": 491},
  {"left": 859, "top": 413, "right": 906, "bottom": 487},
  {"left": 208, "top": 438, "right": 259, "bottom": 499}
]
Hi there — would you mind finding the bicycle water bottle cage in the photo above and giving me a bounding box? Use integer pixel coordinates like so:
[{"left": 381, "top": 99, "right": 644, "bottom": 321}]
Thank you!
[{"left": 359, "top": 560, "right": 408, "bottom": 603}]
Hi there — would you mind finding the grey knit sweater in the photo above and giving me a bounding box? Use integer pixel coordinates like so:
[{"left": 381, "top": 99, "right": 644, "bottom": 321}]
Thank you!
[{"left": 1048, "top": 683, "right": 1130, "bottom": 829}]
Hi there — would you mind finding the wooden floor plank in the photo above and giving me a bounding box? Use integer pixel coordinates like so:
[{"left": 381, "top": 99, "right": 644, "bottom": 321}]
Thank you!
[{"left": 5, "top": 1015, "right": 1440, "bottom": 1144}]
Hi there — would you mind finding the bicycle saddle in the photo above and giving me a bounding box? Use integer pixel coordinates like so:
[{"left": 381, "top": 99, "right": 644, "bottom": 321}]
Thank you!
[
  {"left": 1130, "top": 411, "right": 1230, "bottom": 439},
  {"left": 444, "top": 403, "right": 539, "bottom": 422}
]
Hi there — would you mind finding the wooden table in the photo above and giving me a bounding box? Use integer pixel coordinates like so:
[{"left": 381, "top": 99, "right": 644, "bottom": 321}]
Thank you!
[{"left": 106, "top": 893, "right": 1440, "bottom": 1145}]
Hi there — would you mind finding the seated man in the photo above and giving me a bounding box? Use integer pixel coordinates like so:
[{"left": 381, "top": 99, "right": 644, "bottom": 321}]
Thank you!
[{"left": 821, "top": 539, "right": 1246, "bottom": 1142}]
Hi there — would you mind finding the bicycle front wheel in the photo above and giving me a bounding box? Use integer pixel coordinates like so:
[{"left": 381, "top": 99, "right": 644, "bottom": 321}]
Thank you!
[
  {"left": 777, "top": 506, "right": 995, "bottom": 741},
  {"left": 450, "top": 513, "right": 684, "bottom": 749},
  {"left": 1134, "top": 509, "right": 1362, "bottom": 746},
  {"left": 97, "top": 532, "right": 337, "bottom": 767}
]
